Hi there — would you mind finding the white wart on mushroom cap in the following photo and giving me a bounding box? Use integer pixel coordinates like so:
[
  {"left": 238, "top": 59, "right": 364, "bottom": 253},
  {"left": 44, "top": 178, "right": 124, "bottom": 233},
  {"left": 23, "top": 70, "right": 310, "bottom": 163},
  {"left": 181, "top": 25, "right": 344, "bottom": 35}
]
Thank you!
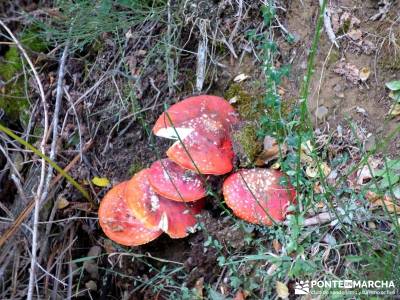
[{"left": 222, "top": 168, "right": 296, "bottom": 226}]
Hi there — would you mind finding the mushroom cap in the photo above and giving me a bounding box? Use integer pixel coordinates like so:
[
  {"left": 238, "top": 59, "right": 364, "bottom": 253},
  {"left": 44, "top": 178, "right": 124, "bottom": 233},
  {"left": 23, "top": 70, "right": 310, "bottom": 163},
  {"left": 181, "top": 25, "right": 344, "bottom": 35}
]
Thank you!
[
  {"left": 167, "top": 132, "right": 234, "bottom": 175},
  {"left": 153, "top": 95, "right": 238, "bottom": 175},
  {"left": 147, "top": 158, "right": 206, "bottom": 202},
  {"left": 222, "top": 169, "right": 296, "bottom": 226},
  {"left": 153, "top": 95, "right": 239, "bottom": 139},
  {"left": 98, "top": 182, "right": 162, "bottom": 246},
  {"left": 125, "top": 169, "right": 205, "bottom": 238}
]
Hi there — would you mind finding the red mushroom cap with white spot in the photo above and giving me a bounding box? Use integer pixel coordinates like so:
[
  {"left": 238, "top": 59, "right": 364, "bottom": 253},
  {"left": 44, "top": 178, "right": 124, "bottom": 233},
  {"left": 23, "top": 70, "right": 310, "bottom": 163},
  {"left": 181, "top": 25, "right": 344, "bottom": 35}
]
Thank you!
[
  {"left": 153, "top": 95, "right": 239, "bottom": 139},
  {"left": 167, "top": 132, "right": 234, "bottom": 175},
  {"left": 98, "top": 182, "right": 162, "bottom": 246},
  {"left": 147, "top": 158, "right": 206, "bottom": 202},
  {"left": 222, "top": 169, "right": 296, "bottom": 226},
  {"left": 152, "top": 95, "right": 238, "bottom": 175},
  {"left": 125, "top": 169, "right": 204, "bottom": 238}
]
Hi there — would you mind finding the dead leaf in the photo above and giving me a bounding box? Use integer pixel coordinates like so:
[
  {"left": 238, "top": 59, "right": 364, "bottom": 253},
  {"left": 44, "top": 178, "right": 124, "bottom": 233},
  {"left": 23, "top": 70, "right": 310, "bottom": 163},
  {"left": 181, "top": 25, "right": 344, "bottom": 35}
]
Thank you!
[
  {"left": 92, "top": 176, "right": 110, "bottom": 187},
  {"left": 255, "top": 136, "right": 287, "bottom": 166},
  {"left": 229, "top": 96, "right": 238, "bottom": 104},
  {"left": 57, "top": 196, "right": 70, "bottom": 210},
  {"left": 267, "top": 264, "right": 278, "bottom": 275},
  {"left": 272, "top": 239, "right": 282, "bottom": 253},
  {"left": 368, "top": 221, "right": 376, "bottom": 229},
  {"left": 315, "top": 106, "right": 329, "bottom": 120},
  {"left": 306, "top": 162, "right": 331, "bottom": 178},
  {"left": 85, "top": 280, "right": 97, "bottom": 291},
  {"left": 348, "top": 29, "right": 363, "bottom": 41},
  {"left": 194, "top": 277, "right": 204, "bottom": 298},
  {"left": 357, "top": 165, "right": 373, "bottom": 185},
  {"left": 301, "top": 140, "right": 314, "bottom": 155},
  {"left": 234, "top": 73, "right": 250, "bottom": 82},
  {"left": 366, "top": 191, "right": 400, "bottom": 214},
  {"left": 314, "top": 182, "right": 325, "bottom": 194},
  {"left": 275, "top": 281, "right": 289, "bottom": 299},
  {"left": 388, "top": 103, "right": 400, "bottom": 117},
  {"left": 270, "top": 162, "right": 279, "bottom": 170},
  {"left": 334, "top": 61, "right": 360, "bottom": 84},
  {"left": 359, "top": 67, "right": 370, "bottom": 82}
]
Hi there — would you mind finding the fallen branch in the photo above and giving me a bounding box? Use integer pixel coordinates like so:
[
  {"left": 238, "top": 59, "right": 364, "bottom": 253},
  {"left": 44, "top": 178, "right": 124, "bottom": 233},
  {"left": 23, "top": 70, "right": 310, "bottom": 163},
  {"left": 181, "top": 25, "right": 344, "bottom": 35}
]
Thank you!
[{"left": 303, "top": 212, "right": 334, "bottom": 226}]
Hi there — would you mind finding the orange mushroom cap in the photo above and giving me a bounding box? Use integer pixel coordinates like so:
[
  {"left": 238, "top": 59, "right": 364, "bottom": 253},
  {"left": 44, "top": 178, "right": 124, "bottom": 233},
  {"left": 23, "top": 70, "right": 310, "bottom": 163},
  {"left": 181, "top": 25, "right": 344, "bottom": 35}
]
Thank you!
[
  {"left": 152, "top": 95, "right": 238, "bottom": 175},
  {"left": 148, "top": 158, "right": 206, "bottom": 202},
  {"left": 222, "top": 169, "right": 296, "bottom": 226},
  {"left": 125, "top": 169, "right": 204, "bottom": 238},
  {"left": 166, "top": 133, "right": 234, "bottom": 175},
  {"left": 153, "top": 95, "right": 239, "bottom": 138},
  {"left": 98, "top": 182, "right": 162, "bottom": 246}
]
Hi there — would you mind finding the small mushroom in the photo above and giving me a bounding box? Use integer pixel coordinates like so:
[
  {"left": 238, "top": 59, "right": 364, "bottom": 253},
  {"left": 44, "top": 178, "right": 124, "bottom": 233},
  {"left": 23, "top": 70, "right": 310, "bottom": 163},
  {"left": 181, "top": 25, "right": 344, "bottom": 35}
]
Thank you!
[
  {"left": 147, "top": 158, "right": 206, "bottom": 202},
  {"left": 98, "top": 182, "right": 162, "bottom": 246},
  {"left": 125, "top": 169, "right": 204, "bottom": 238},
  {"left": 222, "top": 169, "right": 296, "bottom": 226},
  {"left": 153, "top": 95, "right": 239, "bottom": 175}
]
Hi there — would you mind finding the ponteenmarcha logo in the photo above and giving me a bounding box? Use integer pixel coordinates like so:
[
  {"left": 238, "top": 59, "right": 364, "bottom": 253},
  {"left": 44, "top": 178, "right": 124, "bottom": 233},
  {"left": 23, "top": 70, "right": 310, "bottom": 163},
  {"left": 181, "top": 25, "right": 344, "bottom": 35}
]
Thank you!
[{"left": 294, "top": 280, "right": 396, "bottom": 296}]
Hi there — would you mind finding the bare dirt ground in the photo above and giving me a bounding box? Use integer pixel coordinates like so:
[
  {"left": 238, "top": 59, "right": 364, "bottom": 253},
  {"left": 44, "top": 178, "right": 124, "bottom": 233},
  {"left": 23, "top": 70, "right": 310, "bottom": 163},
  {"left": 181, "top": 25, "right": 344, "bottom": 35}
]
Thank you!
[{"left": 0, "top": 0, "right": 399, "bottom": 299}]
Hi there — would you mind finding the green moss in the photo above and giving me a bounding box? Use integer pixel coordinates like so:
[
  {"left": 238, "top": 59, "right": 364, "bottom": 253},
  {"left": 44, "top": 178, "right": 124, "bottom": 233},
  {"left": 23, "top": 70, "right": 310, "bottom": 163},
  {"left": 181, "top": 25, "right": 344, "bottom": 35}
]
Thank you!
[
  {"left": 337, "top": 19, "right": 351, "bottom": 35},
  {"left": 128, "top": 160, "right": 146, "bottom": 176},
  {"left": 224, "top": 83, "right": 264, "bottom": 120},
  {"left": 0, "top": 27, "right": 47, "bottom": 122},
  {"left": 327, "top": 48, "right": 340, "bottom": 66},
  {"left": 1, "top": 47, "right": 23, "bottom": 80},
  {"left": 0, "top": 47, "right": 28, "bottom": 121},
  {"left": 233, "top": 124, "right": 262, "bottom": 166}
]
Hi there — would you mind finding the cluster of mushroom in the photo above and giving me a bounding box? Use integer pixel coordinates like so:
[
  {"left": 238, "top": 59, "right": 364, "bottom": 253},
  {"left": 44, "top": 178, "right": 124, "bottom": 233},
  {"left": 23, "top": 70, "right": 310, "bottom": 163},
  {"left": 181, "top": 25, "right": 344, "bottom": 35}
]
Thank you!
[{"left": 98, "top": 95, "right": 296, "bottom": 246}]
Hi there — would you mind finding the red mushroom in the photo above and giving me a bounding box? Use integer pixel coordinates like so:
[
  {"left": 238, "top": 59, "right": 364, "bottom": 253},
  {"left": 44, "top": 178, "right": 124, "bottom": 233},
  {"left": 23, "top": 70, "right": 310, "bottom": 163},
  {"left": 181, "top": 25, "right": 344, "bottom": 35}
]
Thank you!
[
  {"left": 125, "top": 169, "right": 204, "bottom": 238},
  {"left": 98, "top": 182, "right": 162, "bottom": 246},
  {"left": 153, "top": 95, "right": 239, "bottom": 139},
  {"left": 152, "top": 95, "right": 239, "bottom": 175},
  {"left": 166, "top": 132, "right": 234, "bottom": 175},
  {"left": 147, "top": 158, "right": 206, "bottom": 202},
  {"left": 222, "top": 169, "right": 296, "bottom": 226}
]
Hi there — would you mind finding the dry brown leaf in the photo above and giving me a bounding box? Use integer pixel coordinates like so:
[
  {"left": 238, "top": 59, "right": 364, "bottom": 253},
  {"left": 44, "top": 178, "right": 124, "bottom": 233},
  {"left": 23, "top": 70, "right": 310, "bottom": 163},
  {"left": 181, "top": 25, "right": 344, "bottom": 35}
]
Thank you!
[
  {"left": 272, "top": 239, "right": 282, "bottom": 253},
  {"left": 306, "top": 162, "right": 331, "bottom": 178},
  {"left": 359, "top": 67, "right": 371, "bottom": 82},
  {"left": 357, "top": 165, "right": 373, "bottom": 185},
  {"left": 388, "top": 103, "right": 400, "bottom": 117},
  {"left": 275, "top": 281, "right": 289, "bottom": 299},
  {"left": 334, "top": 61, "right": 360, "bottom": 84},
  {"left": 348, "top": 29, "right": 363, "bottom": 41},
  {"left": 234, "top": 73, "right": 250, "bottom": 82},
  {"left": 300, "top": 152, "right": 313, "bottom": 164},
  {"left": 301, "top": 140, "right": 313, "bottom": 155},
  {"left": 313, "top": 182, "right": 325, "bottom": 194},
  {"left": 366, "top": 191, "right": 400, "bottom": 214},
  {"left": 194, "top": 277, "right": 204, "bottom": 298},
  {"left": 57, "top": 196, "right": 70, "bottom": 210},
  {"left": 255, "top": 136, "right": 287, "bottom": 166}
]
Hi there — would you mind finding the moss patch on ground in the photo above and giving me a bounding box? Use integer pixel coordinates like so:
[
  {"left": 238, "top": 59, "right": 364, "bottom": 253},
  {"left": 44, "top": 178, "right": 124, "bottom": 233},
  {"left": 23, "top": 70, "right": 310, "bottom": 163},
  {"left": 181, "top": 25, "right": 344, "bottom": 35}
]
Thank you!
[
  {"left": 225, "top": 82, "right": 264, "bottom": 120},
  {"left": 0, "top": 28, "right": 47, "bottom": 122},
  {"left": 233, "top": 124, "right": 262, "bottom": 166}
]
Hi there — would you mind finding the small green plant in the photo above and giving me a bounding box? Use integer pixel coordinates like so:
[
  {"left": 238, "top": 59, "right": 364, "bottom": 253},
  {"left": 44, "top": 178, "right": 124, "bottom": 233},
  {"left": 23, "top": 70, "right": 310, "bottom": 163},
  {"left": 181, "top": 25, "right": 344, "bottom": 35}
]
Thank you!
[{"left": 386, "top": 80, "right": 400, "bottom": 102}]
